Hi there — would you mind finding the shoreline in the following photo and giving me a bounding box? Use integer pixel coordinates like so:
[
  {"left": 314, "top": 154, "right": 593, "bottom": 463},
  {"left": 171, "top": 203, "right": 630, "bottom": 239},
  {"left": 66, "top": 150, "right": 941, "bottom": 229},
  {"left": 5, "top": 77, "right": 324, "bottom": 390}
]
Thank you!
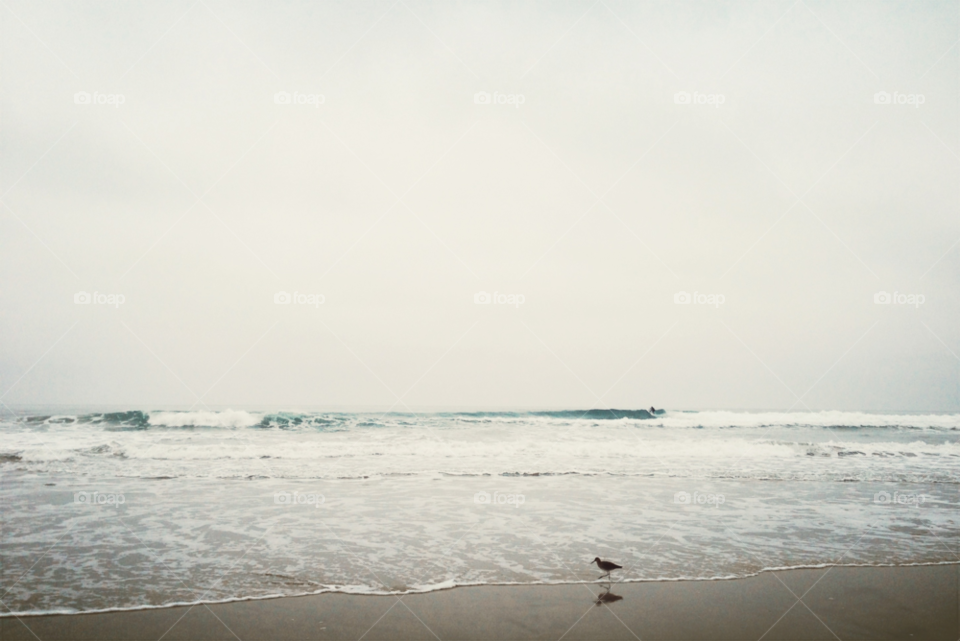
[
  {"left": 3, "top": 560, "right": 959, "bottom": 620},
  {"left": 3, "top": 564, "right": 957, "bottom": 640}
]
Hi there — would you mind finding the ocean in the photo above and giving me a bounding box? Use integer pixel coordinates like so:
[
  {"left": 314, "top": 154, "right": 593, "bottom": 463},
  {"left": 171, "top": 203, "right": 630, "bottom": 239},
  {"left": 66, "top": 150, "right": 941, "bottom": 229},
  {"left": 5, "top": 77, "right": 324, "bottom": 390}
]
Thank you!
[{"left": 0, "top": 408, "right": 956, "bottom": 616}]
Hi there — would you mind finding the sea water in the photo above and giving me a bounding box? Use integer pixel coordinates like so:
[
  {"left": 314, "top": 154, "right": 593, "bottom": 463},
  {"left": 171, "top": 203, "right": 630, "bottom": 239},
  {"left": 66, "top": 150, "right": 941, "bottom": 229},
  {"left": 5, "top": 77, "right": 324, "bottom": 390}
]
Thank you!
[{"left": 0, "top": 408, "right": 956, "bottom": 615}]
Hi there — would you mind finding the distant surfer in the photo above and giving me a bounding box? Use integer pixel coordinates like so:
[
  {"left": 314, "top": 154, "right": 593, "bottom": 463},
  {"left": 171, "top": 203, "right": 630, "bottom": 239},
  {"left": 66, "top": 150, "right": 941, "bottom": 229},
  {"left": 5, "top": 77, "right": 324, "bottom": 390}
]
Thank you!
[{"left": 649, "top": 406, "right": 656, "bottom": 413}]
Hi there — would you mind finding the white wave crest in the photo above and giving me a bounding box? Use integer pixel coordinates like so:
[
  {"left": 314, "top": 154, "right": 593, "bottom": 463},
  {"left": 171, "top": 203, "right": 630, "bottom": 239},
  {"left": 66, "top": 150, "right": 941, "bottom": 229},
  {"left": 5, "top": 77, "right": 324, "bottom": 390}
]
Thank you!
[
  {"left": 651, "top": 410, "right": 960, "bottom": 429},
  {"left": 147, "top": 410, "right": 260, "bottom": 428}
]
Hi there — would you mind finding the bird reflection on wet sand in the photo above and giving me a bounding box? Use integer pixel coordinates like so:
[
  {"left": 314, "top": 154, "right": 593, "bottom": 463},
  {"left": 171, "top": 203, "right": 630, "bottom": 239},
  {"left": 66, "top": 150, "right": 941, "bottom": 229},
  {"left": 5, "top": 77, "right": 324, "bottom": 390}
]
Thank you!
[{"left": 595, "top": 584, "right": 624, "bottom": 606}]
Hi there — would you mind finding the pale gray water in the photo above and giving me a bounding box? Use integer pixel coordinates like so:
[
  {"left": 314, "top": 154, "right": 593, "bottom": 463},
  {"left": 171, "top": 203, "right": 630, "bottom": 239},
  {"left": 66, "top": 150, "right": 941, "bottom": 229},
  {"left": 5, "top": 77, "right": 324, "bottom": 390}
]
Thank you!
[{"left": 0, "top": 408, "right": 956, "bottom": 615}]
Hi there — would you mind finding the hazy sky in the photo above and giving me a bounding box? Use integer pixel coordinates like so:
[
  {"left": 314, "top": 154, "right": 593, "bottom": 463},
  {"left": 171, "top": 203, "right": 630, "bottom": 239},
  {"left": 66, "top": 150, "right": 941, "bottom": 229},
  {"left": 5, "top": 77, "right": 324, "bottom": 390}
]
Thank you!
[{"left": 1, "top": 0, "right": 957, "bottom": 411}]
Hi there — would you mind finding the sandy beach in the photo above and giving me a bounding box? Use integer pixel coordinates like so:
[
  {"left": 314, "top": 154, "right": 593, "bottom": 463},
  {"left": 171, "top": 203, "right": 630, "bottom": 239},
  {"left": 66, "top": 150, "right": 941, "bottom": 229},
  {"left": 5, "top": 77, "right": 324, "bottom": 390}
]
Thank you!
[{"left": 3, "top": 564, "right": 956, "bottom": 640}]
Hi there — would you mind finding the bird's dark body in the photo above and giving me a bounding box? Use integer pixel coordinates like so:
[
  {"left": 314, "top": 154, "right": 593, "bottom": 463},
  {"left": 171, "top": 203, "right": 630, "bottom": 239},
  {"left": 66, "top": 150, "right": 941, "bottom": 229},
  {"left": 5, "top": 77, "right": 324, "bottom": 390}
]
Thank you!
[{"left": 592, "top": 557, "right": 622, "bottom": 574}]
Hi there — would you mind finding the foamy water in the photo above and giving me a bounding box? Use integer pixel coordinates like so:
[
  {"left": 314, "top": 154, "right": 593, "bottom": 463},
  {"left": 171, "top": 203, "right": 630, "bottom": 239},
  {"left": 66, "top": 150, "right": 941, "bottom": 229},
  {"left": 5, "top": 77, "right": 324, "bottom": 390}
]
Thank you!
[{"left": 0, "top": 408, "right": 956, "bottom": 616}]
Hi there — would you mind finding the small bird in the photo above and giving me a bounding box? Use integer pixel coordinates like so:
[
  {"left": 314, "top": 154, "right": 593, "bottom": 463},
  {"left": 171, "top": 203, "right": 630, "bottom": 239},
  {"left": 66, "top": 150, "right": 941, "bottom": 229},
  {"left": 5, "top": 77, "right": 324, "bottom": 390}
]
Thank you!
[{"left": 592, "top": 557, "right": 622, "bottom": 579}]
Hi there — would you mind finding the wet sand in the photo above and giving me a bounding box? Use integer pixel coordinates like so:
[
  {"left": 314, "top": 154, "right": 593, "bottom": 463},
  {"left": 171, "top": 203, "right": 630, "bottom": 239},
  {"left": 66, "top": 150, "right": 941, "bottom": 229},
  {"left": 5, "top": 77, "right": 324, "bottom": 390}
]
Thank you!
[{"left": 2, "top": 564, "right": 957, "bottom": 640}]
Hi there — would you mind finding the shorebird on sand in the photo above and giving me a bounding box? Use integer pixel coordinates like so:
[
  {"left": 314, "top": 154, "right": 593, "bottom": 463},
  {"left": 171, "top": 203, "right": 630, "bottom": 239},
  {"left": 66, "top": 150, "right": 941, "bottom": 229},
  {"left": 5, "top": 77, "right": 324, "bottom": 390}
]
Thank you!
[{"left": 592, "top": 557, "right": 622, "bottom": 580}]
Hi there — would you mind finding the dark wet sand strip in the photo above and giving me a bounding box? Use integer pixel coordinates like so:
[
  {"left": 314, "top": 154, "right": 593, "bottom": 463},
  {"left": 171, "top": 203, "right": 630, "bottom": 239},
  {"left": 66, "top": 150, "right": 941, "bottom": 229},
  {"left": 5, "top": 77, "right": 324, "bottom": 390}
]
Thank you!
[{"left": 2, "top": 564, "right": 957, "bottom": 640}]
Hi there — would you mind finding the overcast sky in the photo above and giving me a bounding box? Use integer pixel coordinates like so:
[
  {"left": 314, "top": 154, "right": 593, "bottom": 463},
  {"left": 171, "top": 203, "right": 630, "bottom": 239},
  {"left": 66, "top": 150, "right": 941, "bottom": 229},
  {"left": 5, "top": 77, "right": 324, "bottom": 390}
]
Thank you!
[{"left": 1, "top": 0, "right": 957, "bottom": 411}]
